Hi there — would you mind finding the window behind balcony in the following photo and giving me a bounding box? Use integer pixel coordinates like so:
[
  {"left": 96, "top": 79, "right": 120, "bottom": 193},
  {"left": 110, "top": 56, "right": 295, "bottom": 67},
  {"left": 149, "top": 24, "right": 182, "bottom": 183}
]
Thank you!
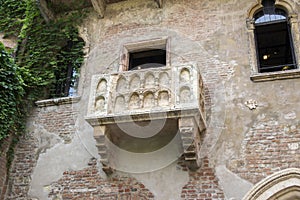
[
  {"left": 120, "top": 38, "right": 170, "bottom": 71},
  {"left": 254, "top": 0, "right": 296, "bottom": 73},
  {"left": 128, "top": 49, "right": 166, "bottom": 70}
]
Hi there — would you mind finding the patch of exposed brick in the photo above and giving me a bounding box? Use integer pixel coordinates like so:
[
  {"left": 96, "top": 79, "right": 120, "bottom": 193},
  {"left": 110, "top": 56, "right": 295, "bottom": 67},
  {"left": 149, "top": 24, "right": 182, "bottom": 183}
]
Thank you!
[
  {"left": 0, "top": 136, "right": 12, "bottom": 200},
  {"left": 5, "top": 103, "right": 79, "bottom": 199},
  {"left": 48, "top": 158, "right": 155, "bottom": 200},
  {"left": 5, "top": 134, "right": 38, "bottom": 200},
  {"left": 229, "top": 120, "right": 300, "bottom": 184},
  {"left": 181, "top": 157, "right": 225, "bottom": 200},
  {"left": 34, "top": 104, "right": 78, "bottom": 143}
]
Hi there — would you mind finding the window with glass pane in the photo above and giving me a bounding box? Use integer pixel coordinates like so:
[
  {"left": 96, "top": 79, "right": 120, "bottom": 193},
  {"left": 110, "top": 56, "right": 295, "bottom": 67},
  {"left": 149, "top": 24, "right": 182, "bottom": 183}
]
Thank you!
[{"left": 254, "top": 0, "right": 296, "bottom": 73}]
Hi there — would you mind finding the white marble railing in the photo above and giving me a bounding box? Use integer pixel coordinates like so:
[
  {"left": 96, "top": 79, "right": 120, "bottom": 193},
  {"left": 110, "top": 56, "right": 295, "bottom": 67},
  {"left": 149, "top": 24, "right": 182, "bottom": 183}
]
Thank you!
[{"left": 85, "top": 64, "right": 205, "bottom": 126}]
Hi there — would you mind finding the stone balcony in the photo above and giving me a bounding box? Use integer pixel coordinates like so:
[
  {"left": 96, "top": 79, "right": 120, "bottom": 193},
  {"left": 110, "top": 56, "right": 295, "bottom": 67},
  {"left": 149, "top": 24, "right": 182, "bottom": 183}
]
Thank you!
[{"left": 85, "top": 64, "right": 206, "bottom": 173}]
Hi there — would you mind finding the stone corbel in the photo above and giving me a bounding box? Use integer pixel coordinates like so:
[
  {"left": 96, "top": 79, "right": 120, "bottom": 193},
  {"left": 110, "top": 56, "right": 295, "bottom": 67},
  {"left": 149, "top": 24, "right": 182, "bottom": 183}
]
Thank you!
[
  {"left": 93, "top": 126, "right": 113, "bottom": 174},
  {"left": 91, "top": 0, "right": 106, "bottom": 18},
  {"left": 178, "top": 117, "right": 202, "bottom": 170}
]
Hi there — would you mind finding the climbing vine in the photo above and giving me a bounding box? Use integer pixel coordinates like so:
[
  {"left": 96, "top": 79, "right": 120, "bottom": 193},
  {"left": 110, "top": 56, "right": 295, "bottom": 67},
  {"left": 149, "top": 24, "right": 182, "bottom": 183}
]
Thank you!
[
  {"left": 17, "top": 0, "right": 85, "bottom": 99},
  {"left": 0, "top": 42, "right": 25, "bottom": 141},
  {"left": 0, "top": 0, "right": 27, "bottom": 37},
  {"left": 0, "top": 0, "right": 86, "bottom": 143}
]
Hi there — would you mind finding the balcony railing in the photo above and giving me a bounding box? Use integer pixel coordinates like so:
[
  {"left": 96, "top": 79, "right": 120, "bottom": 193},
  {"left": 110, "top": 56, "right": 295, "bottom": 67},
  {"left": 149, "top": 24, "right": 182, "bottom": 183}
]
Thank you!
[
  {"left": 85, "top": 64, "right": 206, "bottom": 173},
  {"left": 85, "top": 64, "right": 205, "bottom": 126}
]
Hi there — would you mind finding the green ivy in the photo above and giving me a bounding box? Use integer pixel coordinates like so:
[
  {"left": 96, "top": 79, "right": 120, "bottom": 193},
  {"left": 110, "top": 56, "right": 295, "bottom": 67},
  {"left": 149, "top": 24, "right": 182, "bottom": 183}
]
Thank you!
[
  {"left": 0, "top": 0, "right": 27, "bottom": 37},
  {"left": 0, "top": 0, "right": 86, "bottom": 143},
  {"left": 0, "top": 42, "right": 25, "bottom": 141},
  {"left": 17, "top": 0, "right": 85, "bottom": 99}
]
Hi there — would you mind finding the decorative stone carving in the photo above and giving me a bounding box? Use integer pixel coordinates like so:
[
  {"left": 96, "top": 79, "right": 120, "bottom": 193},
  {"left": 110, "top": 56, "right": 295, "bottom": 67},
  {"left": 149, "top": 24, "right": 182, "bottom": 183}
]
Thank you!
[
  {"left": 158, "top": 91, "right": 169, "bottom": 106},
  {"left": 85, "top": 64, "right": 206, "bottom": 173},
  {"left": 245, "top": 99, "right": 258, "bottom": 110},
  {"left": 159, "top": 72, "right": 169, "bottom": 87},
  {"left": 144, "top": 73, "right": 155, "bottom": 89},
  {"left": 180, "top": 68, "right": 190, "bottom": 82},
  {"left": 129, "top": 93, "right": 140, "bottom": 109},
  {"left": 130, "top": 75, "right": 140, "bottom": 91},
  {"left": 95, "top": 96, "right": 105, "bottom": 112},
  {"left": 143, "top": 92, "right": 155, "bottom": 108},
  {"left": 180, "top": 87, "right": 191, "bottom": 103},
  {"left": 115, "top": 95, "right": 125, "bottom": 112},
  {"left": 97, "top": 79, "right": 107, "bottom": 94},
  {"left": 116, "top": 76, "right": 127, "bottom": 93}
]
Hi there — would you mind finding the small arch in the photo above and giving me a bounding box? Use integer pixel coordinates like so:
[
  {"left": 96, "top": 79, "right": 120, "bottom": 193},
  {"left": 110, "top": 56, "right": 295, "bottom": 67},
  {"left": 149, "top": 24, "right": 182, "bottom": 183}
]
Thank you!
[
  {"left": 116, "top": 76, "right": 127, "bottom": 93},
  {"left": 95, "top": 96, "right": 105, "bottom": 112},
  {"left": 129, "top": 75, "right": 140, "bottom": 91},
  {"left": 158, "top": 91, "right": 169, "bottom": 106},
  {"left": 144, "top": 73, "right": 155, "bottom": 89},
  {"left": 143, "top": 92, "right": 155, "bottom": 108},
  {"left": 96, "top": 79, "right": 107, "bottom": 94},
  {"left": 114, "top": 95, "right": 125, "bottom": 112},
  {"left": 159, "top": 72, "right": 170, "bottom": 87},
  {"left": 180, "top": 68, "right": 190, "bottom": 82},
  {"left": 129, "top": 93, "right": 140, "bottom": 109},
  {"left": 180, "top": 86, "right": 191, "bottom": 103},
  {"left": 243, "top": 168, "right": 300, "bottom": 200}
]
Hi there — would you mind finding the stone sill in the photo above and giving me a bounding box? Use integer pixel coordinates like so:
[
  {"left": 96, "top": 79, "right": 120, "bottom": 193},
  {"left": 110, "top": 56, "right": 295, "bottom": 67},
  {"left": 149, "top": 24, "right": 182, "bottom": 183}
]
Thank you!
[
  {"left": 35, "top": 96, "right": 81, "bottom": 107},
  {"left": 250, "top": 69, "right": 300, "bottom": 82}
]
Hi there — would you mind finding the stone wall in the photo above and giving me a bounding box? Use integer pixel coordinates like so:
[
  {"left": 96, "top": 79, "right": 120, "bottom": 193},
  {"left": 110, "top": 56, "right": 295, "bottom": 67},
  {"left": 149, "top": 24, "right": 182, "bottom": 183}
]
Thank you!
[{"left": 4, "top": 0, "right": 300, "bottom": 199}]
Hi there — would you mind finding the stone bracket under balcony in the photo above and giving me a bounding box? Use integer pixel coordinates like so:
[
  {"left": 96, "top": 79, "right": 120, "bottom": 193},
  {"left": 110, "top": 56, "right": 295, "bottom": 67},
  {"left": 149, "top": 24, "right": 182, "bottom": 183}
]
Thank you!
[{"left": 85, "top": 64, "right": 206, "bottom": 173}]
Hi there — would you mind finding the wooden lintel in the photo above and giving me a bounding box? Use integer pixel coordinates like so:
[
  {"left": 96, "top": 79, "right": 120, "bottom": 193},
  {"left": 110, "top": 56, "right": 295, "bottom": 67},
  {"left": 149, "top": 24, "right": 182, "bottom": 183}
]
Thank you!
[{"left": 91, "top": 0, "right": 106, "bottom": 18}]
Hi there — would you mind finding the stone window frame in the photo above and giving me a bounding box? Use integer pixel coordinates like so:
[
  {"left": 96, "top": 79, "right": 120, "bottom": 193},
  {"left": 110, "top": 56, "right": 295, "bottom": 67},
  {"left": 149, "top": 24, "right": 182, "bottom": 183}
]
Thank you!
[
  {"left": 119, "top": 37, "right": 171, "bottom": 72},
  {"left": 247, "top": 0, "right": 300, "bottom": 82}
]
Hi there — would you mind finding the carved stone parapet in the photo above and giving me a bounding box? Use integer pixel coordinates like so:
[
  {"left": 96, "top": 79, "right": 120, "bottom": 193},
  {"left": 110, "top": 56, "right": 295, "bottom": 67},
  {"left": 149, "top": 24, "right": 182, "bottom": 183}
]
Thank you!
[{"left": 85, "top": 64, "right": 206, "bottom": 173}]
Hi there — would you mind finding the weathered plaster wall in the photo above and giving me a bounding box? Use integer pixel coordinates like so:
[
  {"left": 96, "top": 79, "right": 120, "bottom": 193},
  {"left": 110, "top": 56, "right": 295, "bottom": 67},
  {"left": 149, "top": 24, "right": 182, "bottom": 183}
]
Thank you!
[{"left": 5, "top": 0, "right": 300, "bottom": 199}]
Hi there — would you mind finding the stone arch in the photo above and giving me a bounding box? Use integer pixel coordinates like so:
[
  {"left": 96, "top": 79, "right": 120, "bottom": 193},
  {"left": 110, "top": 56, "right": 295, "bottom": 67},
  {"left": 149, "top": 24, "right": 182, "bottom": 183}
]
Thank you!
[
  {"left": 129, "top": 92, "right": 140, "bottom": 109},
  {"left": 158, "top": 90, "right": 169, "bottom": 106},
  {"left": 129, "top": 75, "right": 141, "bottom": 91},
  {"left": 180, "top": 86, "right": 191, "bottom": 103},
  {"left": 114, "top": 95, "right": 126, "bottom": 112},
  {"left": 143, "top": 92, "right": 155, "bottom": 108},
  {"left": 95, "top": 96, "right": 105, "bottom": 112},
  {"left": 116, "top": 76, "right": 127, "bottom": 93},
  {"left": 243, "top": 168, "right": 300, "bottom": 200},
  {"left": 180, "top": 68, "right": 191, "bottom": 82},
  {"left": 144, "top": 72, "right": 155, "bottom": 89},
  {"left": 247, "top": 0, "right": 295, "bottom": 19},
  {"left": 159, "top": 72, "right": 169, "bottom": 87},
  {"left": 96, "top": 79, "right": 107, "bottom": 94}
]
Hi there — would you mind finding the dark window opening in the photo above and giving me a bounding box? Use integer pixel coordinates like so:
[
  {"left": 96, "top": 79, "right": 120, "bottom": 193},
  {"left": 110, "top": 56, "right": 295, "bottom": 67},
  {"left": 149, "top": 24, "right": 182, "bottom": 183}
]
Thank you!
[
  {"left": 254, "top": 0, "right": 296, "bottom": 73},
  {"left": 51, "top": 37, "right": 84, "bottom": 98},
  {"left": 128, "top": 49, "right": 166, "bottom": 70}
]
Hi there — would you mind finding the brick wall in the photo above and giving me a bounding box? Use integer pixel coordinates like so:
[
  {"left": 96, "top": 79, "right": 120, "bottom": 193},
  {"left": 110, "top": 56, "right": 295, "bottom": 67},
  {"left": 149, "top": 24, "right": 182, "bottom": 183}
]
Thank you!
[
  {"left": 0, "top": 136, "right": 12, "bottom": 200},
  {"left": 5, "top": 133, "right": 38, "bottom": 200},
  {"left": 181, "top": 158, "right": 225, "bottom": 200},
  {"left": 49, "top": 158, "right": 155, "bottom": 200},
  {"left": 5, "top": 102, "right": 78, "bottom": 199},
  {"left": 47, "top": 158, "right": 225, "bottom": 200},
  {"left": 229, "top": 120, "right": 300, "bottom": 184}
]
